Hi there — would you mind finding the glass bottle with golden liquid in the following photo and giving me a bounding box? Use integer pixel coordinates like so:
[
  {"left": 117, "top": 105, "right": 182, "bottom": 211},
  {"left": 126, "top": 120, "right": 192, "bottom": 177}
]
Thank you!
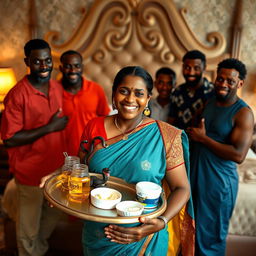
[
  {"left": 61, "top": 156, "right": 80, "bottom": 191},
  {"left": 69, "top": 163, "right": 90, "bottom": 201}
]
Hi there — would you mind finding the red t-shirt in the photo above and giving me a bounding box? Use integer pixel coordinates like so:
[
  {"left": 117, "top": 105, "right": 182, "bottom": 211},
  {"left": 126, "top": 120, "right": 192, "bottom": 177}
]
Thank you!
[
  {"left": 0, "top": 76, "right": 66, "bottom": 186},
  {"left": 62, "top": 78, "right": 110, "bottom": 156}
]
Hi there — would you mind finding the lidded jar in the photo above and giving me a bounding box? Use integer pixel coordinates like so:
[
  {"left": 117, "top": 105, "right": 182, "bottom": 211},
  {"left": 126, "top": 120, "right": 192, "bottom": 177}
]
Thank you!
[
  {"left": 61, "top": 156, "right": 80, "bottom": 191},
  {"left": 136, "top": 181, "right": 162, "bottom": 209},
  {"left": 69, "top": 164, "right": 90, "bottom": 201}
]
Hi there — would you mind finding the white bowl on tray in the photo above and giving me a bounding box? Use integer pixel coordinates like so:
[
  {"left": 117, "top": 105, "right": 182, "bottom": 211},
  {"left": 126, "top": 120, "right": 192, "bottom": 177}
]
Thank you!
[
  {"left": 116, "top": 201, "right": 144, "bottom": 217},
  {"left": 90, "top": 187, "right": 122, "bottom": 210}
]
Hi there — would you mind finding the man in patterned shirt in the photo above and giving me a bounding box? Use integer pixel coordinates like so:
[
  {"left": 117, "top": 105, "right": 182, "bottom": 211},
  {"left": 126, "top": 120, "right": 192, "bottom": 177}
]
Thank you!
[{"left": 168, "top": 50, "right": 214, "bottom": 129}]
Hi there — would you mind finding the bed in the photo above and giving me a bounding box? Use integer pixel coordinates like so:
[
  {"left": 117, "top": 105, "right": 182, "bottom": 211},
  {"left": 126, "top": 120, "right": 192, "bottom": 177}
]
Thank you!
[{"left": 45, "top": 0, "right": 228, "bottom": 103}]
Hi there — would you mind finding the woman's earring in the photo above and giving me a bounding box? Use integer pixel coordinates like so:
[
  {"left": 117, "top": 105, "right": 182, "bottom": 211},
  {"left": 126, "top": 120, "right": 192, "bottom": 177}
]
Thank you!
[{"left": 143, "top": 106, "right": 151, "bottom": 116}]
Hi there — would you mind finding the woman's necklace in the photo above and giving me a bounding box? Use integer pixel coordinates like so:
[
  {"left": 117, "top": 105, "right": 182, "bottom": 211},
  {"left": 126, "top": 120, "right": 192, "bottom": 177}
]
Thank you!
[{"left": 114, "top": 117, "right": 143, "bottom": 140}]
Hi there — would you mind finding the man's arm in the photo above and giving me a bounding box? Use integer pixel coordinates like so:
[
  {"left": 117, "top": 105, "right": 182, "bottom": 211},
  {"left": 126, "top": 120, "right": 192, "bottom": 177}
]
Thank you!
[
  {"left": 250, "top": 123, "right": 256, "bottom": 153},
  {"left": 4, "top": 110, "right": 68, "bottom": 148},
  {"left": 188, "top": 107, "right": 254, "bottom": 163}
]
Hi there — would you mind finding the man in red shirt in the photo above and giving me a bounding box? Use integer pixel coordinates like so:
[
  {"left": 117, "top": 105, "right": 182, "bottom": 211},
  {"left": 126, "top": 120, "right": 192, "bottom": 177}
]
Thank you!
[
  {"left": 59, "top": 50, "right": 110, "bottom": 156},
  {"left": 0, "top": 39, "right": 68, "bottom": 256}
]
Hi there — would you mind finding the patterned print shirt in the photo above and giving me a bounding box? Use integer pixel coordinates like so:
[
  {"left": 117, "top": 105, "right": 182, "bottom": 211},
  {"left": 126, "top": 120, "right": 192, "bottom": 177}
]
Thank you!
[{"left": 169, "top": 77, "right": 214, "bottom": 129}]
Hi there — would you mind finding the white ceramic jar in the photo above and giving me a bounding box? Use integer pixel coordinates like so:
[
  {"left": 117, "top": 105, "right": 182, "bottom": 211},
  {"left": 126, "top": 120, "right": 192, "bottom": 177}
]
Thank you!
[{"left": 136, "top": 181, "right": 162, "bottom": 209}]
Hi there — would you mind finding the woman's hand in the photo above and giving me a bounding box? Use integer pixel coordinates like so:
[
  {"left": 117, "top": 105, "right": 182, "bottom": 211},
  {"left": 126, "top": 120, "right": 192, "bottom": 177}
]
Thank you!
[
  {"left": 39, "top": 174, "right": 54, "bottom": 188},
  {"left": 39, "top": 169, "right": 61, "bottom": 188},
  {"left": 104, "top": 216, "right": 165, "bottom": 244}
]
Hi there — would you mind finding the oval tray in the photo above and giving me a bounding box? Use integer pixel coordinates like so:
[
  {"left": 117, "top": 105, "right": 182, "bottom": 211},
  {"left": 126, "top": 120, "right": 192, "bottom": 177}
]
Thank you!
[{"left": 44, "top": 173, "right": 167, "bottom": 224}]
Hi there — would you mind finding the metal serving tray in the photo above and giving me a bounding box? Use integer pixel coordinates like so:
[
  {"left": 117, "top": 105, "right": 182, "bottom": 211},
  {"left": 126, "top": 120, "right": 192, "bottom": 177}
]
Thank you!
[{"left": 44, "top": 173, "right": 167, "bottom": 224}]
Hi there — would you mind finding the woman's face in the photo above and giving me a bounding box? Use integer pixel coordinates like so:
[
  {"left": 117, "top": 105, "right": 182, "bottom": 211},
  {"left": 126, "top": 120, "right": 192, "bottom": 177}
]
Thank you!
[{"left": 113, "top": 75, "right": 151, "bottom": 120}]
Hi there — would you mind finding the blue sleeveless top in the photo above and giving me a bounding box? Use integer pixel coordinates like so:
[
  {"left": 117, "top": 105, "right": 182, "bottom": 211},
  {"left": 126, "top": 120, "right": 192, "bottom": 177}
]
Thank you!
[
  {"left": 199, "top": 97, "right": 248, "bottom": 175},
  {"left": 190, "top": 92, "right": 249, "bottom": 256}
]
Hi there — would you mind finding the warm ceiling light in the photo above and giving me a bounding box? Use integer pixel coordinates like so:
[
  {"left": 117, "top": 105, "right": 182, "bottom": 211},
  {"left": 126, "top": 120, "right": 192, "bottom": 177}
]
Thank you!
[{"left": 0, "top": 67, "right": 17, "bottom": 110}]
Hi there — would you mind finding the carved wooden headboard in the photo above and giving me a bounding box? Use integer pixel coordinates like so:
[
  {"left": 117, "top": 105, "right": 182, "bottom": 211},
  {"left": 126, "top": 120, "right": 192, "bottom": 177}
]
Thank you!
[{"left": 45, "top": 0, "right": 229, "bottom": 103}]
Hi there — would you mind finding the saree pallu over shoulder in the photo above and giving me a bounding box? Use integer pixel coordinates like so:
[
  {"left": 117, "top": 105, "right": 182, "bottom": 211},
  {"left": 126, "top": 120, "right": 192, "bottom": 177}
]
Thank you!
[
  {"left": 82, "top": 120, "right": 169, "bottom": 256},
  {"left": 156, "top": 121, "right": 184, "bottom": 171},
  {"left": 81, "top": 118, "right": 194, "bottom": 255},
  {"left": 157, "top": 121, "right": 195, "bottom": 256}
]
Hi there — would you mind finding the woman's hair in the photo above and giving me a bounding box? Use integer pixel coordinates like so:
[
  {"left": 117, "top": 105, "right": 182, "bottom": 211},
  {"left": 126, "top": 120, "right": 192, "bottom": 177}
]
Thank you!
[{"left": 112, "top": 66, "right": 153, "bottom": 96}]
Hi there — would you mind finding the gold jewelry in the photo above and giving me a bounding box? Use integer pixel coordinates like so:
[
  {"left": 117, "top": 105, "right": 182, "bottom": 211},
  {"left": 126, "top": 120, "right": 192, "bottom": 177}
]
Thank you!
[
  {"left": 143, "top": 106, "right": 151, "bottom": 116},
  {"left": 114, "top": 117, "right": 143, "bottom": 140}
]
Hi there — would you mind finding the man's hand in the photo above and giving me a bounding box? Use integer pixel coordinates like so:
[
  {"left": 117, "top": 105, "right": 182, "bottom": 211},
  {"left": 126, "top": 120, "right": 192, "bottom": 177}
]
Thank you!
[
  {"left": 3, "top": 109, "right": 69, "bottom": 148},
  {"left": 187, "top": 118, "right": 206, "bottom": 142},
  {"left": 47, "top": 109, "right": 69, "bottom": 132}
]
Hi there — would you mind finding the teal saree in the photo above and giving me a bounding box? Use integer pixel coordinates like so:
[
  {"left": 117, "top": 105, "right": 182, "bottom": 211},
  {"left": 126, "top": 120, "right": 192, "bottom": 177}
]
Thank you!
[{"left": 81, "top": 117, "right": 194, "bottom": 256}]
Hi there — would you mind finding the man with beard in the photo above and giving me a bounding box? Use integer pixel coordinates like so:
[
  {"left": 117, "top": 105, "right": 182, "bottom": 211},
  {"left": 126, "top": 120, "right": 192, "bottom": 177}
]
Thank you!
[
  {"left": 149, "top": 67, "right": 176, "bottom": 122},
  {"left": 187, "top": 58, "right": 254, "bottom": 256},
  {"left": 168, "top": 50, "right": 214, "bottom": 129},
  {"left": 0, "top": 39, "right": 68, "bottom": 255},
  {"left": 59, "top": 50, "right": 110, "bottom": 156}
]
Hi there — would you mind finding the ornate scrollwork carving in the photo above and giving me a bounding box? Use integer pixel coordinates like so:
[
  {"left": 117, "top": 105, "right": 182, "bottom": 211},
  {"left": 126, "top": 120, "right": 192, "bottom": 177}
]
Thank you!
[
  {"left": 206, "top": 32, "right": 226, "bottom": 52},
  {"left": 160, "top": 48, "right": 175, "bottom": 64},
  {"left": 180, "top": 7, "right": 226, "bottom": 55},
  {"left": 138, "top": 7, "right": 157, "bottom": 27},
  {"left": 46, "top": 0, "right": 227, "bottom": 60},
  {"left": 111, "top": 4, "right": 131, "bottom": 26},
  {"left": 102, "top": 4, "right": 132, "bottom": 52},
  {"left": 45, "top": 31, "right": 62, "bottom": 46},
  {"left": 137, "top": 28, "right": 164, "bottom": 52},
  {"left": 93, "top": 48, "right": 109, "bottom": 64},
  {"left": 128, "top": 0, "right": 141, "bottom": 9},
  {"left": 104, "top": 25, "right": 132, "bottom": 52},
  {"left": 105, "top": 29, "right": 127, "bottom": 51},
  {"left": 45, "top": 0, "right": 227, "bottom": 74},
  {"left": 136, "top": 0, "right": 226, "bottom": 59},
  {"left": 136, "top": 4, "right": 166, "bottom": 53}
]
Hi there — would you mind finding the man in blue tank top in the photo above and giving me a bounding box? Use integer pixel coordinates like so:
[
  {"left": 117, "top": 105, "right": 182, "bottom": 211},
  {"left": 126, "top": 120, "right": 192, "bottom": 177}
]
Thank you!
[{"left": 187, "top": 58, "right": 254, "bottom": 256}]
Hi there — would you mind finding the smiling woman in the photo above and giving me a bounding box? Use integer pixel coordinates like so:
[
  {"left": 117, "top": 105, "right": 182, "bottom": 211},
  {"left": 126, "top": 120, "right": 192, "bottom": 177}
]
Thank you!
[
  {"left": 111, "top": 69, "right": 152, "bottom": 137},
  {"left": 77, "top": 66, "right": 194, "bottom": 256}
]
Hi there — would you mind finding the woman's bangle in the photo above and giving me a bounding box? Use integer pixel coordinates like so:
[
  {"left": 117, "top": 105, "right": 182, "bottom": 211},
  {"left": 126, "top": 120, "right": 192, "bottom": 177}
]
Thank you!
[{"left": 157, "top": 215, "right": 168, "bottom": 229}]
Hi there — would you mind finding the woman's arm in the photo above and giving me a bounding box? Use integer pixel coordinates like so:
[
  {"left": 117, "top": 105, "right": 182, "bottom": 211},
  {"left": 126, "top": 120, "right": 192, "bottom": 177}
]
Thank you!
[
  {"left": 104, "top": 164, "right": 190, "bottom": 244},
  {"left": 158, "top": 164, "right": 190, "bottom": 224}
]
